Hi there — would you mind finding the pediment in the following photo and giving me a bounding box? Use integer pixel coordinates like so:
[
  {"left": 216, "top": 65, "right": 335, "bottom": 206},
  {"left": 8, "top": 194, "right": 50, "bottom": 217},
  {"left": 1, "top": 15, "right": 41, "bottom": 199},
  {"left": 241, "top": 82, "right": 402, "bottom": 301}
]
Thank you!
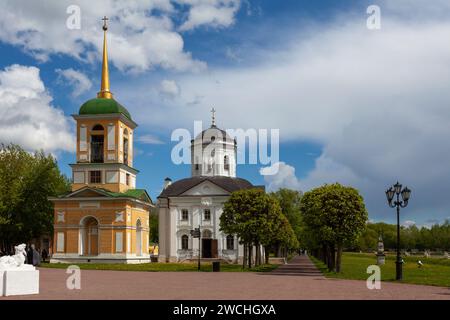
[
  {"left": 65, "top": 187, "right": 110, "bottom": 198},
  {"left": 180, "top": 180, "right": 229, "bottom": 196}
]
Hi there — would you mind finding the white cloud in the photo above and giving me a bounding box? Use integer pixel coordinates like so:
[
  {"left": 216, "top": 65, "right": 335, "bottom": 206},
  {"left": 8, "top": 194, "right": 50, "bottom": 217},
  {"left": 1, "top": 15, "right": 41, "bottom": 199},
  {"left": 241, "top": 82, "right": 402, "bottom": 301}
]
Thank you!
[
  {"left": 0, "top": 0, "right": 243, "bottom": 72},
  {"left": 159, "top": 80, "right": 180, "bottom": 99},
  {"left": 402, "top": 220, "right": 416, "bottom": 228},
  {"left": 0, "top": 64, "right": 74, "bottom": 153},
  {"left": 260, "top": 162, "right": 302, "bottom": 192},
  {"left": 55, "top": 68, "right": 92, "bottom": 97},
  {"left": 178, "top": 0, "right": 241, "bottom": 31},
  {"left": 137, "top": 134, "right": 165, "bottom": 145},
  {"left": 225, "top": 46, "right": 242, "bottom": 62},
  {"left": 118, "top": 2, "right": 450, "bottom": 223}
]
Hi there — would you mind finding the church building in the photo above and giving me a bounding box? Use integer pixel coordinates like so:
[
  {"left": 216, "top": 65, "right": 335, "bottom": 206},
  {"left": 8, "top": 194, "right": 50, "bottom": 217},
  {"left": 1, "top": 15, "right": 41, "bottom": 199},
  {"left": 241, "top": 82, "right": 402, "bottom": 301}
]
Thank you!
[
  {"left": 49, "top": 18, "right": 153, "bottom": 264},
  {"left": 158, "top": 110, "right": 263, "bottom": 263}
]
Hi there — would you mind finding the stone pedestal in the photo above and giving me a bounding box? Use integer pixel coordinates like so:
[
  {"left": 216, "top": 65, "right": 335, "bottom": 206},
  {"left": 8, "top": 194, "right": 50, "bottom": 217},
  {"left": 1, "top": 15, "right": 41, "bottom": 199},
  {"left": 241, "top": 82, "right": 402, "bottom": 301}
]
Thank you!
[
  {"left": 0, "top": 266, "right": 39, "bottom": 296},
  {"left": 376, "top": 253, "right": 386, "bottom": 266}
]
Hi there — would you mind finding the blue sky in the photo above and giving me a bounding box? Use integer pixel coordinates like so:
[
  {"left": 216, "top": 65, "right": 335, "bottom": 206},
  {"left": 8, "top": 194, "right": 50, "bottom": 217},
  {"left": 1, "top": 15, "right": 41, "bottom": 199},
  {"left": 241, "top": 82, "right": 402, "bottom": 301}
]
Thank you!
[{"left": 1, "top": 0, "right": 450, "bottom": 227}]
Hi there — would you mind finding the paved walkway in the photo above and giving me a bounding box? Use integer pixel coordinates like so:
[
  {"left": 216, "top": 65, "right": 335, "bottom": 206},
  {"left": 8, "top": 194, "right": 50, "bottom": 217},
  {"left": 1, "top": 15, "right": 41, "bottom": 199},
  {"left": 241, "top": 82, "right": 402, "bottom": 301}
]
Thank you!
[
  {"left": 271, "top": 255, "right": 323, "bottom": 277},
  {"left": 2, "top": 258, "right": 450, "bottom": 300}
]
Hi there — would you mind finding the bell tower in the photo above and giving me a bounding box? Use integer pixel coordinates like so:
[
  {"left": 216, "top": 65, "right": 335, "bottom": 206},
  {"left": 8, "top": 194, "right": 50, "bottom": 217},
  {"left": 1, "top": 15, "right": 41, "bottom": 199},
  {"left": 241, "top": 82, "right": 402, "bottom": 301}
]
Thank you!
[
  {"left": 71, "top": 16, "right": 138, "bottom": 193},
  {"left": 50, "top": 17, "right": 153, "bottom": 265}
]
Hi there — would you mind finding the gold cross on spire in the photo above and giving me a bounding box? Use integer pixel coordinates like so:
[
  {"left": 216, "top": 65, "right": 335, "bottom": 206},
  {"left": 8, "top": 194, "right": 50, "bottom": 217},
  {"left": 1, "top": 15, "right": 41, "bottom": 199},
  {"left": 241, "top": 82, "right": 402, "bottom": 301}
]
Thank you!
[
  {"left": 97, "top": 16, "right": 113, "bottom": 99},
  {"left": 211, "top": 107, "right": 216, "bottom": 126},
  {"left": 102, "top": 16, "right": 108, "bottom": 31}
]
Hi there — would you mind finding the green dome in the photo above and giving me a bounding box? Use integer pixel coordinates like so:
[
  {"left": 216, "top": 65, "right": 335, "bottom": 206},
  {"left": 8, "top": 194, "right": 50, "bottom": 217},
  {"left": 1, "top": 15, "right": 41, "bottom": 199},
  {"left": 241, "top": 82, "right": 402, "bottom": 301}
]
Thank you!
[{"left": 79, "top": 98, "right": 132, "bottom": 120}]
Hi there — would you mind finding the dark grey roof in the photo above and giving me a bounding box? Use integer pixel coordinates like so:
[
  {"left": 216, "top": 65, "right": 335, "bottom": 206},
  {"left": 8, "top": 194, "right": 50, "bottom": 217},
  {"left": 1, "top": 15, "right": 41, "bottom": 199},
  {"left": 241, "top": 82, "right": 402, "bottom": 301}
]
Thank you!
[
  {"left": 192, "top": 125, "right": 235, "bottom": 143},
  {"left": 158, "top": 176, "right": 263, "bottom": 198}
]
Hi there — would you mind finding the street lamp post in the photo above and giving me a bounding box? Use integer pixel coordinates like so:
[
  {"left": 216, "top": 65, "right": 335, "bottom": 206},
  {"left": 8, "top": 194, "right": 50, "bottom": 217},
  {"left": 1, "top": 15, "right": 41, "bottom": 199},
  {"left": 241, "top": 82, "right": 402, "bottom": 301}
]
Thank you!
[
  {"left": 190, "top": 227, "right": 201, "bottom": 271},
  {"left": 385, "top": 181, "right": 411, "bottom": 280}
]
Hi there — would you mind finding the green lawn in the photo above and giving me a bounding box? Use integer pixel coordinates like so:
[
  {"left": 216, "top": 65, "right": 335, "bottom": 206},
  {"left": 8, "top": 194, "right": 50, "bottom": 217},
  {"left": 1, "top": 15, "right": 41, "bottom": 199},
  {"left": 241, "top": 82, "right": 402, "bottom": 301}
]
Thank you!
[
  {"left": 311, "top": 252, "right": 450, "bottom": 287},
  {"left": 39, "top": 262, "right": 278, "bottom": 273}
]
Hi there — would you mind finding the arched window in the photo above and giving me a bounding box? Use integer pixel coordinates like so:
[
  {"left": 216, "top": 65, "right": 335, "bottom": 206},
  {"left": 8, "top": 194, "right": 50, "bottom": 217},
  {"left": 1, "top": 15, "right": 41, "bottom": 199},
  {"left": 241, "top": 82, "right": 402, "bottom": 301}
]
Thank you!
[
  {"left": 181, "top": 235, "right": 189, "bottom": 250},
  {"left": 224, "top": 155, "right": 229, "bottom": 170},
  {"left": 226, "top": 235, "right": 234, "bottom": 250},
  {"left": 202, "top": 229, "right": 212, "bottom": 239},
  {"left": 92, "top": 124, "right": 104, "bottom": 131},
  {"left": 90, "top": 124, "right": 104, "bottom": 163}
]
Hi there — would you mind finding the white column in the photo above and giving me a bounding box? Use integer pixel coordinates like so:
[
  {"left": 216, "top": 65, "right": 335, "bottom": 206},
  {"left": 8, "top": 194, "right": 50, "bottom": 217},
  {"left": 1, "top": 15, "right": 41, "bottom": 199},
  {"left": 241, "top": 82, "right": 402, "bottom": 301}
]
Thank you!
[
  {"left": 129, "top": 131, "right": 133, "bottom": 167},
  {"left": 79, "top": 126, "right": 87, "bottom": 152},
  {"left": 107, "top": 124, "right": 115, "bottom": 150},
  {"left": 118, "top": 126, "right": 123, "bottom": 162}
]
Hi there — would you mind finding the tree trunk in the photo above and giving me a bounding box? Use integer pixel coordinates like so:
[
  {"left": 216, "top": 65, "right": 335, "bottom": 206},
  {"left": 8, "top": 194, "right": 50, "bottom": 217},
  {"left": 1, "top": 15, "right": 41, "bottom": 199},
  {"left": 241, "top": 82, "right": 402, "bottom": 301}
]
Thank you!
[
  {"left": 265, "top": 246, "right": 269, "bottom": 264},
  {"left": 255, "top": 242, "right": 260, "bottom": 266},
  {"left": 326, "top": 245, "right": 331, "bottom": 270},
  {"left": 248, "top": 244, "right": 253, "bottom": 268},
  {"left": 336, "top": 243, "right": 343, "bottom": 273},
  {"left": 243, "top": 243, "right": 247, "bottom": 269},
  {"left": 276, "top": 243, "right": 282, "bottom": 257},
  {"left": 327, "top": 244, "right": 336, "bottom": 272},
  {"left": 258, "top": 244, "right": 263, "bottom": 265},
  {"left": 322, "top": 244, "right": 328, "bottom": 265}
]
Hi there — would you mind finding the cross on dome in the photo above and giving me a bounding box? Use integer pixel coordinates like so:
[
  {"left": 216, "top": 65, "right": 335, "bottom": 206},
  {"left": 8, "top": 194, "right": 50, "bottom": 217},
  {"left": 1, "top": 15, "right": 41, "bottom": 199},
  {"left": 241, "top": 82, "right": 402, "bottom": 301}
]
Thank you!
[{"left": 211, "top": 107, "right": 216, "bottom": 127}]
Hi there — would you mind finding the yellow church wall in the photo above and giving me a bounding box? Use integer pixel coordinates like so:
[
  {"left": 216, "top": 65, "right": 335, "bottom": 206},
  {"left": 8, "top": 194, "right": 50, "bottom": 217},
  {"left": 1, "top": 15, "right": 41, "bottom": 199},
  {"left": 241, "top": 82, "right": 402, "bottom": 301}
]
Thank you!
[
  {"left": 52, "top": 199, "right": 150, "bottom": 256},
  {"left": 100, "top": 228, "right": 113, "bottom": 253},
  {"left": 65, "top": 229, "right": 79, "bottom": 253}
]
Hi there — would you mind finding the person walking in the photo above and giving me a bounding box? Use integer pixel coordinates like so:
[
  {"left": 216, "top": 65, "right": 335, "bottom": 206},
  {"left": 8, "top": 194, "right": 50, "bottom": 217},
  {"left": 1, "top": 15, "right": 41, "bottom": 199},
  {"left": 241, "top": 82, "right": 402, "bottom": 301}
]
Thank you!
[
  {"left": 26, "top": 244, "right": 33, "bottom": 264},
  {"left": 41, "top": 248, "right": 48, "bottom": 263},
  {"left": 31, "top": 244, "right": 41, "bottom": 266}
]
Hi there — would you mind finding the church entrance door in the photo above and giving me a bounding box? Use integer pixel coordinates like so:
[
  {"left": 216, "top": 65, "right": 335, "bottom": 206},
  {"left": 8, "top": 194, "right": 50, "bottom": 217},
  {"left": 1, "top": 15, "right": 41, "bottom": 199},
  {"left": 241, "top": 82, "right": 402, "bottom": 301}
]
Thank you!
[
  {"left": 82, "top": 217, "right": 99, "bottom": 256},
  {"left": 202, "top": 239, "right": 212, "bottom": 258},
  {"left": 202, "top": 239, "right": 218, "bottom": 258},
  {"left": 211, "top": 239, "right": 218, "bottom": 258}
]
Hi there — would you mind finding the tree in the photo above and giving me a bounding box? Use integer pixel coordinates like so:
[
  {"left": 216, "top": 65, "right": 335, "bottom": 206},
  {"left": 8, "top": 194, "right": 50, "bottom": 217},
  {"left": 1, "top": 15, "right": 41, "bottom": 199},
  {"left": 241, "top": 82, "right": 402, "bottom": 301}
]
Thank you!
[
  {"left": 260, "top": 196, "right": 299, "bottom": 263},
  {"left": 356, "top": 220, "right": 450, "bottom": 252},
  {"left": 149, "top": 207, "right": 159, "bottom": 243},
  {"left": 0, "top": 144, "right": 70, "bottom": 252},
  {"left": 220, "top": 188, "right": 298, "bottom": 268},
  {"left": 300, "top": 183, "right": 368, "bottom": 272},
  {"left": 270, "top": 189, "right": 303, "bottom": 255}
]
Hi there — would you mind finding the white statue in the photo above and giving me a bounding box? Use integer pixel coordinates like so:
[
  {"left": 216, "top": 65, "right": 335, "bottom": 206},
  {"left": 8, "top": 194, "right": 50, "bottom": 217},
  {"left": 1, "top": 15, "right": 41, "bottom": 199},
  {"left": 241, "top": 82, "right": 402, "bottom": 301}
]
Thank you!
[
  {"left": 0, "top": 244, "right": 32, "bottom": 270},
  {"left": 0, "top": 243, "right": 39, "bottom": 296}
]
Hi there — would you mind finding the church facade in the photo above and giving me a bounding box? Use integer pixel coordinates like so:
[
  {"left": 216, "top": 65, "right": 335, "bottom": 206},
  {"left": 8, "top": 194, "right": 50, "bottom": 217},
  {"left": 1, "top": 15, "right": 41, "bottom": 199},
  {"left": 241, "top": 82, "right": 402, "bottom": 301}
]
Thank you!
[
  {"left": 158, "top": 113, "right": 263, "bottom": 263},
  {"left": 49, "top": 18, "right": 153, "bottom": 264}
]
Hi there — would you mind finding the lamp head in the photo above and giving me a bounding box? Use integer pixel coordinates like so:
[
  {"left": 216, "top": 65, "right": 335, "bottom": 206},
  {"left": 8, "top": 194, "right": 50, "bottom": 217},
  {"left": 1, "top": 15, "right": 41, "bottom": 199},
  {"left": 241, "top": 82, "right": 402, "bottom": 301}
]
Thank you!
[
  {"left": 394, "top": 181, "right": 402, "bottom": 194},
  {"left": 401, "top": 186, "right": 411, "bottom": 203},
  {"left": 386, "top": 187, "right": 395, "bottom": 204}
]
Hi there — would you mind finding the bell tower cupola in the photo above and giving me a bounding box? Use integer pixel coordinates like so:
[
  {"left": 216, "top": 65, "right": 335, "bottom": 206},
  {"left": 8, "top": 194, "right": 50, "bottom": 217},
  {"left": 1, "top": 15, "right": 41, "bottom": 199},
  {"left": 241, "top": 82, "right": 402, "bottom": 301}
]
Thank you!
[{"left": 191, "top": 108, "right": 237, "bottom": 178}]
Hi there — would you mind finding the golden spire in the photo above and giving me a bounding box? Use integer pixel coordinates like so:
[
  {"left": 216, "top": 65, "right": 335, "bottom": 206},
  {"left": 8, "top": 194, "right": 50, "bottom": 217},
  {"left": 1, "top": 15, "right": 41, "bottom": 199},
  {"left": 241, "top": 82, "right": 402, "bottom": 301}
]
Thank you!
[{"left": 97, "top": 16, "right": 113, "bottom": 99}]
